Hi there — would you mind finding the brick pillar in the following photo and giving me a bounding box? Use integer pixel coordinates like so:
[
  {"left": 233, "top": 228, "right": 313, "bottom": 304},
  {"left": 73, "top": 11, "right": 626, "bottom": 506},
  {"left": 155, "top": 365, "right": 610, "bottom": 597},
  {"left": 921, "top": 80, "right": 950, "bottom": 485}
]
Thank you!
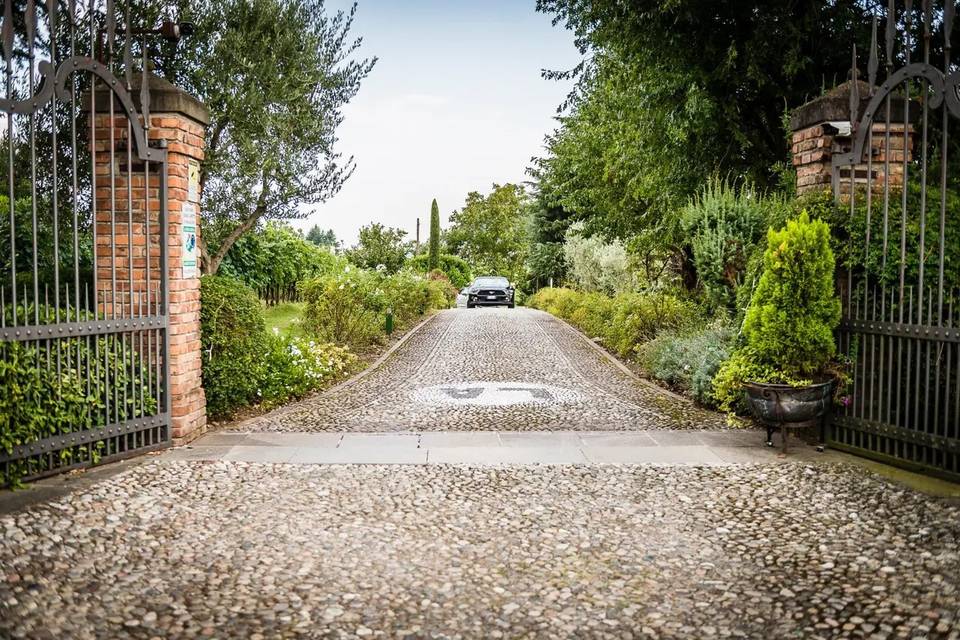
[
  {"left": 790, "top": 79, "right": 913, "bottom": 197},
  {"left": 90, "top": 73, "right": 210, "bottom": 444}
]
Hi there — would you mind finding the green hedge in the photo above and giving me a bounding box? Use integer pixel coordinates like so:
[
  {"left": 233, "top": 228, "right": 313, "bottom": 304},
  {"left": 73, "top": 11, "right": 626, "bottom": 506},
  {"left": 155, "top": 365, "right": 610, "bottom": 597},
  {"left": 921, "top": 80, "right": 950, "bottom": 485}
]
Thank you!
[
  {"left": 409, "top": 253, "right": 472, "bottom": 288},
  {"left": 527, "top": 287, "right": 702, "bottom": 358},
  {"left": 200, "top": 276, "right": 269, "bottom": 417},
  {"left": 301, "top": 268, "right": 450, "bottom": 349},
  {"left": 200, "top": 275, "right": 356, "bottom": 419}
]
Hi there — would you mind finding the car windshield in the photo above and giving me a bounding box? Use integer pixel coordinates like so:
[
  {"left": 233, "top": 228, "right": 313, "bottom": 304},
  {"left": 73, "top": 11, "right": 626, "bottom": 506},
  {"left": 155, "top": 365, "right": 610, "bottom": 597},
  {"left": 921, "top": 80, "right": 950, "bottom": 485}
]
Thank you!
[{"left": 474, "top": 277, "right": 508, "bottom": 288}]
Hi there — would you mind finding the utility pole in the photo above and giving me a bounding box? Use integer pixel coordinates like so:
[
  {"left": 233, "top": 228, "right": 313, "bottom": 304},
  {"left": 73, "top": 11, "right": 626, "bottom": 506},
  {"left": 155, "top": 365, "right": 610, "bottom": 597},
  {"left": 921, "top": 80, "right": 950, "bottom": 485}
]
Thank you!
[{"left": 415, "top": 217, "right": 420, "bottom": 252}]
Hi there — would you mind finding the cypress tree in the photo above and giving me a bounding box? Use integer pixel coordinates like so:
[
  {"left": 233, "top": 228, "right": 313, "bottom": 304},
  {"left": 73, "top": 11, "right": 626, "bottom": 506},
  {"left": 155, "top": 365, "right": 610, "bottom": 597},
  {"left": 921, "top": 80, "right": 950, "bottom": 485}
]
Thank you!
[{"left": 428, "top": 199, "right": 441, "bottom": 271}]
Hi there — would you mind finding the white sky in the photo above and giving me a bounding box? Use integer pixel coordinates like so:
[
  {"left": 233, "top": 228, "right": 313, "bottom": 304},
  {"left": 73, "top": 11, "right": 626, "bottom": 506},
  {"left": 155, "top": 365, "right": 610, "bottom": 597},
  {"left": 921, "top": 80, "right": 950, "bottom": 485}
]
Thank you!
[{"left": 296, "top": 0, "right": 582, "bottom": 247}]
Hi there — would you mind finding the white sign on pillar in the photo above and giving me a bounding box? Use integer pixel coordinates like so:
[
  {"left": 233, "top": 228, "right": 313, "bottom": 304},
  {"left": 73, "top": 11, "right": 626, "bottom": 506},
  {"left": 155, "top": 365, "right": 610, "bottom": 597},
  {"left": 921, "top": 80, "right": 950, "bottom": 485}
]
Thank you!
[{"left": 182, "top": 202, "right": 198, "bottom": 278}]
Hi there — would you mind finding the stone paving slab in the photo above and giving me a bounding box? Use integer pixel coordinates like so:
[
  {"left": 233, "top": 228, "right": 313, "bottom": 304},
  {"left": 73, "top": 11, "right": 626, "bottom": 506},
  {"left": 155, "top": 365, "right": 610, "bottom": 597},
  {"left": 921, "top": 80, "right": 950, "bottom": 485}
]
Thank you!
[
  {"left": 418, "top": 432, "right": 502, "bottom": 447},
  {"left": 194, "top": 432, "right": 344, "bottom": 448},
  {"left": 427, "top": 445, "right": 589, "bottom": 464},
  {"left": 168, "top": 429, "right": 824, "bottom": 466},
  {"left": 581, "top": 444, "right": 726, "bottom": 465}
]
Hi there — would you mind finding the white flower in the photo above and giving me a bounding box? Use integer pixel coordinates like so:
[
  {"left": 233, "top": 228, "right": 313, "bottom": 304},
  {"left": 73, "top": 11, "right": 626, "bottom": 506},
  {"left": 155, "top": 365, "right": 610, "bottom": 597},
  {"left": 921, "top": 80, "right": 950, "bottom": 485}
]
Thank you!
[{"left": 272, "top": 326, "right": 280, "bottom": 335}]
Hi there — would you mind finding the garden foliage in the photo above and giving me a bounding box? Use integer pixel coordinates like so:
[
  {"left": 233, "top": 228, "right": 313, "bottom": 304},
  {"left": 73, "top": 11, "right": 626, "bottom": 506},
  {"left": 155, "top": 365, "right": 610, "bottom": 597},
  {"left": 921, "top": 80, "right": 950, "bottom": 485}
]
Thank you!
[
  {"left": 200, "top": 276, "right": 270, "bottom": 416},
  {"left": 562, "top": 222, "right": 635, "bottom": 295},
  {"left": 527, "top": 287, "right": 701, "bottom": 359},
  {"left": 681, "top": 178, "right": 786, "bottom": 311},
  {"left": 200, "top": 276, "right": 356, "bottom": 418},
  {"left": 1, "top": 305, "right": 157, "bottom": 485},
  {"left": 220, "top": 222, "right": 339, "bottom": 297},
  {"left": 638, "top": 322, "right": 735, "bottom": 406},
  {"left": 409, "top": 253, "right": 472, "bottom": 288},
  {"left": 301, "top": 267, "right": 450, "bottom": 349},
  {"left": 345, "top": 223, "right": 410, "bottom": 274}
]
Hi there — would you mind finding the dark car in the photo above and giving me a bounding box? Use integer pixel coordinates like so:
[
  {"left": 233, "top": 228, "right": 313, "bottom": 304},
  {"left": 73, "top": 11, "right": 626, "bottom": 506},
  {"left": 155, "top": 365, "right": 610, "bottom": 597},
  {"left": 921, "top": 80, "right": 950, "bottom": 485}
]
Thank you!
[{"left": 464, "top": 276, "right": 515, "bottom": 308}]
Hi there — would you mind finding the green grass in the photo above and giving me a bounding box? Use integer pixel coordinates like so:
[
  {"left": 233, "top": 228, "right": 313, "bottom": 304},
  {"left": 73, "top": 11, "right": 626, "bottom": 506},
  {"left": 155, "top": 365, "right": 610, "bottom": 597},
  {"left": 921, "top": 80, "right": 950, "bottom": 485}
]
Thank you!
[{"left": 263, "top": 302, "right": 306, "bottom": 337}]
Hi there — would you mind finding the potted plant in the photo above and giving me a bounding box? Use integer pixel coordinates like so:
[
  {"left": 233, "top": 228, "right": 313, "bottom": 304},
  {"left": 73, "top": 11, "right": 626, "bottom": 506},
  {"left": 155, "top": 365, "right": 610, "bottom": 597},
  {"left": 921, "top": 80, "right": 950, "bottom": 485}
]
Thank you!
[{"left": 713, "top": 211, "right": 844, "bottom": 451}]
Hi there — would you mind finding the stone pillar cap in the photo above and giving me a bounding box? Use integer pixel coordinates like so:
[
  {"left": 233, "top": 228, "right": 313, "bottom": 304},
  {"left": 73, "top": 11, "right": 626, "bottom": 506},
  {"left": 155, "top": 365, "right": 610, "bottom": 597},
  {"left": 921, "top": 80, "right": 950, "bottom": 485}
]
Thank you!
[
  {"left": 790, "top": 79, "right": 912, "bottom": 131},
  {"left": 85, "top": 71, "right": 210, "bottom": 126}
]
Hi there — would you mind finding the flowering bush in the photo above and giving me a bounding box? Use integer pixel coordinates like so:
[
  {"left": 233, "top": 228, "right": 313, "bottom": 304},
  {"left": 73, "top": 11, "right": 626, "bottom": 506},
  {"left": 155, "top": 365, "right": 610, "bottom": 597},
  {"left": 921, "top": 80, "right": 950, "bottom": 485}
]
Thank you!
[
  {"left": 301, "top": 266, "right": 385, "bottom": 347},
  {"left": 259, "top": 333, "right": 357, "bottom": 408},
  {"left": 201, "top": 275, "right": 358, "bottom": 418},
  {"left": 302, "top": 266, "right": 449, "bottom": 349}
]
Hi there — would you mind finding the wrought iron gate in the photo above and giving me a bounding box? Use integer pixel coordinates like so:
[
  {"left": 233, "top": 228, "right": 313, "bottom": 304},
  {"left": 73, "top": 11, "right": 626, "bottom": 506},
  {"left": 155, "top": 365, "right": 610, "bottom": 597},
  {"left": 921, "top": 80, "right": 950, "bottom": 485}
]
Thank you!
[
  {"left": 832, "top": 0, "right": 959, "bottom": 480},
  {"left": 0, "top": 1, "right": 169, "bottom": 485}
]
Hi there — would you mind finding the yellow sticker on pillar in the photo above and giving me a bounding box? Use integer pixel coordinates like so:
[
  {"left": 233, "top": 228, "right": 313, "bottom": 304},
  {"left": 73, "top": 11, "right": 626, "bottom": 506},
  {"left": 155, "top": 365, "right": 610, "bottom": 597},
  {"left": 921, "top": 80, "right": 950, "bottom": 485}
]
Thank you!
[
  {"left": 182, "top": 202, "right": 198, "bottom": 278},
  {"left": 188, "top": 160, "right": 200, "bottom": 203}
]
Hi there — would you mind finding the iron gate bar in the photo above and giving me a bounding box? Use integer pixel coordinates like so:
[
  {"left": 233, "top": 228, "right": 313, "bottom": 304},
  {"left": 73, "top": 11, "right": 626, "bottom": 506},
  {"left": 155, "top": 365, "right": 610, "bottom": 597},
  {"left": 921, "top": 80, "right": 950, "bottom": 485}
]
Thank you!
[
  {"left": 0, "top": 413, "right": 170, "bottom": 464},
  {"left": 841, "top": 319, "right": 960, "bottom": 342},
  {"left": 0, "top": 315, "right": 166, "bottom": 341},
  {"left": 0, "top": 0, "right": 171, "bottom": 485}
]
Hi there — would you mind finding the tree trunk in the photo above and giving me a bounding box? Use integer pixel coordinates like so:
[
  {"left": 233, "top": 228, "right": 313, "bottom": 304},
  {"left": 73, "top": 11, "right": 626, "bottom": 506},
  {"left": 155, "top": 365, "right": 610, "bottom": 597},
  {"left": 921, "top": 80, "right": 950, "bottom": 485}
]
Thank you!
[
  {"left": 678, "top": 245, "right": 698, "bottom": 292},
  {"left": 201, "top": 171, "right": 271, "bottom": 276}
]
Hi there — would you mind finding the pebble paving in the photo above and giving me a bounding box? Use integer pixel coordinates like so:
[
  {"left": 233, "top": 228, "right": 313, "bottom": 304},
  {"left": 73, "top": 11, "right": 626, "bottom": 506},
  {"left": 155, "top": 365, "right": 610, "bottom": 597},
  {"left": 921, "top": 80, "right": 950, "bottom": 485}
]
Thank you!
[
  {"left": 236, "top": 308, "right": 724, "bottom": 432},
  {"left": 1, "top": 461, "right": 958, "bottom": 639},
  {"left": 3, "top": 307, "right": 959, "bottom": 639}
]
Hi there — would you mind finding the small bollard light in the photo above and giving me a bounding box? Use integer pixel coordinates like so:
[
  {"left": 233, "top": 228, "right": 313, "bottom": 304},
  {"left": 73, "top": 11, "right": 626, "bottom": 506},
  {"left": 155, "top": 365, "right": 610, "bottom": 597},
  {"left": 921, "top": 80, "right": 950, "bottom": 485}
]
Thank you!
[{"left": 385, "top": 307, "right": 394, "bottom": 335}]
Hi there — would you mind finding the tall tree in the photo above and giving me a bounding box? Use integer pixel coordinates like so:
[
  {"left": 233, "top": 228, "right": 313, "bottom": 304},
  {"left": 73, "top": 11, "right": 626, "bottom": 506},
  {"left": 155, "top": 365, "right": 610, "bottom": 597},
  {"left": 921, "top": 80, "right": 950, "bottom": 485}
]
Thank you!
[
  {"left": 533, "top": 0, "right": 878, "bottom": 273},
  {"left": 345, "top": 223, "right": 409, "bottom": 274},
  {"left": 150, "top": 0, "right": 375, "bottom": 274},
  {"left": 428, "top": 199, "right": 441, "bottom": 271},
  {"left": 306, "top": 225, "right": 339, "bottom": 249},
  {"left": 446, "top": 184, "right": 530, "bottom": 284}
]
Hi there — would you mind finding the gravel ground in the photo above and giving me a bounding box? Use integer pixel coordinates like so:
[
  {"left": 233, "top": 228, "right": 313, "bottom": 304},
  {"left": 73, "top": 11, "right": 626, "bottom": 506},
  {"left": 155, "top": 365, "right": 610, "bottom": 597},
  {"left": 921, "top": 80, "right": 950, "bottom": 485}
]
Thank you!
[
  {"left": 236, "top": 308, "right": 724, "bottom": 432},
  {"left": 1, "top": 461, "right": 957, "bottom": 639}
]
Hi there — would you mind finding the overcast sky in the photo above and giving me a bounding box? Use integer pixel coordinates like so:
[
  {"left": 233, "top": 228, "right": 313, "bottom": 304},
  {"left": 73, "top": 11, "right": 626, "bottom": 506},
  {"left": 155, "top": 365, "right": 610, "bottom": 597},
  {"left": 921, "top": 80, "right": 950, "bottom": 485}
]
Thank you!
[{"left": 300, "top": 0, "right": 582, "bottom": 247}]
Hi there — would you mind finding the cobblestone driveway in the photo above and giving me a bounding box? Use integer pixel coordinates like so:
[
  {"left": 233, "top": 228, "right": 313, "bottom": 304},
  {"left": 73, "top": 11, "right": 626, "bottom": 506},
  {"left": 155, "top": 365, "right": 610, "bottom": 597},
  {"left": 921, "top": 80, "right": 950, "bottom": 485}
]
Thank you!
[
  {"left": 237, "top": 309, "right": 724, "bottom": 432},
  {"left": 1, "top": 462, "right": 957, "bottom": 639}
]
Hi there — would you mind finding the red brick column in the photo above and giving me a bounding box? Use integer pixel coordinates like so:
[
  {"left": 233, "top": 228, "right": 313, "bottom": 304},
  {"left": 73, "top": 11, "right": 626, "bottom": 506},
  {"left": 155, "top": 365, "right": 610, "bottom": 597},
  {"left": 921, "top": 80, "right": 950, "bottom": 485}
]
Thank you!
[
  {"left": 790, "top": 79, "right": 913, "bottom": 197},
  {"left": 90, "top": 74, "right": 210, "bottom": 444}
]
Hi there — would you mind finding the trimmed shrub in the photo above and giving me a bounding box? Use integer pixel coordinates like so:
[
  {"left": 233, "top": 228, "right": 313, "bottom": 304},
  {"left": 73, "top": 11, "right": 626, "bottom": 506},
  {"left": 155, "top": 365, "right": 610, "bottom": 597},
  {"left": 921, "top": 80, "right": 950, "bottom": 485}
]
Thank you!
[
  {"left": 639, "top": 322, "right": 735, "bottom": 406},
  {"left": 384, "top": 270, "right": 449, "bottom": 326},
  {"left": 527, "top": 287, "right": 702, "bottom": 358},
  {"left": 200, "top": 276, "right": 268, "bottom": 418},
  {"left": 713, "top": 212, "right": 842, "bottom": 411},
  {"left": 302, "top": 267, "right": 449, "bottom": 350},
  {"left": 409, "top": 253, "right": 472, "bottom": 288},
  {"left": 742, "top": 211, "right": 840, "bottom": 378}
]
